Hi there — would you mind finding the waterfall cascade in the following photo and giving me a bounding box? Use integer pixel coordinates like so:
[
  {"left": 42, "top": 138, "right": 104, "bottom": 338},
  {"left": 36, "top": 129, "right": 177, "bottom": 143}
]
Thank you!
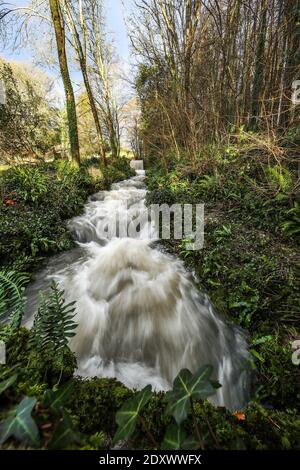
[
  {"left": 130, "top": 160, "right": 144, "bottom": 171},
  {"left": 25, "top": 169, "right": 250, "bottom": 410}
]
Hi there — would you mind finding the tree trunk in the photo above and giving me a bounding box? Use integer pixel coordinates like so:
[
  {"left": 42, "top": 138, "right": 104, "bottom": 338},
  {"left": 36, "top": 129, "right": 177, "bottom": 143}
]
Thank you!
[
  {"left": 80, "top": 62, "right": 107, "bottom": 165},
  {"left": 62, "top": 0, "right": 107, "bottom": 166},
  {"left": 250, "top": 0, "right": 267, "bottom": 130},
  {"left": 279, "top": 0, "right": 300, "bottom": 129},
  {"left": 49, "top": 0, "right": 80, "bottom": 164}
]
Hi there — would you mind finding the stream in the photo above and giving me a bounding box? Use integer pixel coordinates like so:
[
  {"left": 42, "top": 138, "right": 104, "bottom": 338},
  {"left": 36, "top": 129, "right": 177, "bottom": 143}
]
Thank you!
[{"left": 24, "top": 165, "right": 250, "bottom": 411}]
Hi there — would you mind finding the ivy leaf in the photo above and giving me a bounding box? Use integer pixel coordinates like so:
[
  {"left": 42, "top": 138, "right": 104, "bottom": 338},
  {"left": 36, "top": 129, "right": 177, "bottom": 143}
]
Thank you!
[
  {"left": 44, "top": 382, "right": 74, "bottom": 415},
  {"left": 0, "top": 397, "right": 39, "bottom": 447},
  {"left": 0, "top": 373, "right": 17, "bottom": 395},
  {"left": 48, "top": 410, "right": 81, "bottom": 450},
  {"left": 166, "top": 365, "right": 219, "bottom": 424},
  {"left": 162, "top": 424, "right": 187, "bottom": 450},
  {"left": 113, "top": 385, "right": 152, "bottom": 445}
]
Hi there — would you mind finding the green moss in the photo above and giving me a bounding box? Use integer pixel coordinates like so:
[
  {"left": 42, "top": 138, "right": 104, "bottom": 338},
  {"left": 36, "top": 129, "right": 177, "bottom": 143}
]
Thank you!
[
  {"left": 70, "top": 377, "right": 133, "bottom": 436},
  {"left": 79, "top": 431, "right": 108, "bottom": 450},
  {"left": 139, "top": 393, "right": 171, "bottom": 445}
]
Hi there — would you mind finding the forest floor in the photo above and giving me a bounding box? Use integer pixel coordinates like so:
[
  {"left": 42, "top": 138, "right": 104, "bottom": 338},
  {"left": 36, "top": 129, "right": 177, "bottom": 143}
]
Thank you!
[
  {"left": 145, "top": 134, "right": 300, "bottom": 429},
  {"left": 0, "top": 146, "right": 300, "bottom": 450}
]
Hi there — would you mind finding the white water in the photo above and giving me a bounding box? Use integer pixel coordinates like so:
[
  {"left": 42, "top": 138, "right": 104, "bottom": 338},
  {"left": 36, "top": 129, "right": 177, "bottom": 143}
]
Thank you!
[
  {"left": 25, "top": 168, "right": 250, "bottom": 410},
  {"left": 130, "top": 160, "right": 144, "bottom": 171}
]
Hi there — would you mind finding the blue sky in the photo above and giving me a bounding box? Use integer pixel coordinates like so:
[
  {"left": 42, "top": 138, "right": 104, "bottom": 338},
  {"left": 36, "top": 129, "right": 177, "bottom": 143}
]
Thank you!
[
  {"left": 106, "top": 0, "right": 130, "bottom": 64},
  {"left": 1, "top": 0, "right": 131, "bottom": 89}
]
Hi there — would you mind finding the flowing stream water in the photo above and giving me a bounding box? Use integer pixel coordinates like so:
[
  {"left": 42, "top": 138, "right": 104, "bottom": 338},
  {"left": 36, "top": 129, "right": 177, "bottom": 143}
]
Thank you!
[{"left": 25, "top": 163, "right": 250, "bottom": 410}]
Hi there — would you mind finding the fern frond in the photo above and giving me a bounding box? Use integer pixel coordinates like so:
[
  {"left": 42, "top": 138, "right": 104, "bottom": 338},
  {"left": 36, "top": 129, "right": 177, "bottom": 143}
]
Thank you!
[
  {"left": 30, "top": 281, "right": 77, "bottom": 355},
  {"left": 0, "top": 270, "right": 29, "bottom": 330},
  {"left": 281, "top": 201, "right": 300, "bottom": 238}
]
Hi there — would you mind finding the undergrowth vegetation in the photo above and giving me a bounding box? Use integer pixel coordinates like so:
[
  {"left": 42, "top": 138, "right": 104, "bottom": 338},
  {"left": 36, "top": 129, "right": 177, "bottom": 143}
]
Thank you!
[
  {"left": 1, "top": 324, "right": 300, "bottom": 450},
  {"left": 0, "top": 132, "right": 299, "bottom": 450},
  {"left": 0, "top": 158, "right": 134, "bottom": 272},
  {"left": 145, "top": 131, "right": 300, "bottom": 421},
  {"left": 1, "top": 0, "right": 299, "bottom": 452}
]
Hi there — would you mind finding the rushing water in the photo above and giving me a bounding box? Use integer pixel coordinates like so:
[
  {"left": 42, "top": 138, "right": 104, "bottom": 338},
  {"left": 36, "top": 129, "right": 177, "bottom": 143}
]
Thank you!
[{"left": 25, "top": 166, "right": 250, "bottom": 410}]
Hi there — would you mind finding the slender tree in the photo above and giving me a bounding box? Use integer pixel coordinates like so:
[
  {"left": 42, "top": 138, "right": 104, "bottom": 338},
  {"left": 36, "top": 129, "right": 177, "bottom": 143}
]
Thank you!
[
  {"left": 62, "top": 0, "right": 107, "bottom": 165},
  {"left": 130, "top": 0, "right": 300, "bottom": 163},
  {"left": 278, "top": 0, "right": 300, "bottom": 128},
  {"left": 49, "top": 0, "right": 80, "bottom": 164},
  {"left": 84, "top": 0, "right": 121, "bottom": 159},
  {"left": 250, "top": 0, "right": 268, "bottom": 130}
]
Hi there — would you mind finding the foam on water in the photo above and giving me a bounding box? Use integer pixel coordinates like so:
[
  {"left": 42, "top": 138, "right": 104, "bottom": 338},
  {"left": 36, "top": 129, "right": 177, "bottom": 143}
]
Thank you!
[{"left": 25, "top": 168, "right": 250, "bottom": 410}]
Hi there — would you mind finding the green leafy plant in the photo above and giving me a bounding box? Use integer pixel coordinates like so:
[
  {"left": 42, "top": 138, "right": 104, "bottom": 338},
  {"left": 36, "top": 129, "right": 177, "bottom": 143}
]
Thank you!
[
  {"left": 162, "top": 423, "right": 188, "bottom": 450},
  {"left": 165, "top": 366, "right": 220, "bottom": 425},
  {"left": 42, "top": 381, "right": 80, "bottom": 449},
  {"left": 30, "top": 281, "right": 77, "bottom": 356},
  {"left": 113, "top": 385, "right": 153, "bottom": 445},
  {"left": 0, "top": 270, "right": 29, "bottom": 331},
  {"left": 178, "top": 238, "right": 195, "bottom": 259},
  {"left": 0, "top": 396, "right": 40, "bottom": 447},
  {"left": 48, "top": 409, "right": 81, "bottom": 450},
  {"left": 265, "top": 165, "right": 293, "bottom": 193},
  {"left": 215, "top": 224, "right": 232, "bottom": 241},
  {"left": 9, "top": 166, "right": 47, "bottom": 204},
  {"left": 0, "top": 373, "right": 18, "bottom": 395},
  {"left": 145, "top": 188, "right": 176, "bottom": 206},
  {"left": 44, "top": 381, "right": 74, "bottom": 415},
  {"left": 113, "top": 366, "right": 220, "bottom": 450},
  {"left": 281, "top": 201, "right": 300, "bottom": 238},
  {"left": 249, "top": 335, "right": 273, "bottom": 368},
  {"left": 80, "top": 431, "right": 107, "bottom": 450},
  {"left": 0, "top": 377, "right": 79, "bottom": 449},
  {"left": 197, "top": 175, "right": 218, "bottom": 194},
  {"left": 0, "top": 62, "right": 60, "bottom": 159},
  {"left": 163, "top": 365, "right": 221, "bottom": 450},
  {"left": 229, "top": 281, "right": 260, "bottom": 328}
]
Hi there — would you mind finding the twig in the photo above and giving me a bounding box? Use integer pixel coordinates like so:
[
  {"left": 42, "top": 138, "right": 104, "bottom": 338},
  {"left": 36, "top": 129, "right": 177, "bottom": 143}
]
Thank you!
[
  {"left": 190, "top": 397, "right": 205, "bottom": 450},
  {"left": 204, "top": 412, "right": 221, "bottom": 449},
  {"left": 139, "top": 415, "right": 159, "bottom": 449}
]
